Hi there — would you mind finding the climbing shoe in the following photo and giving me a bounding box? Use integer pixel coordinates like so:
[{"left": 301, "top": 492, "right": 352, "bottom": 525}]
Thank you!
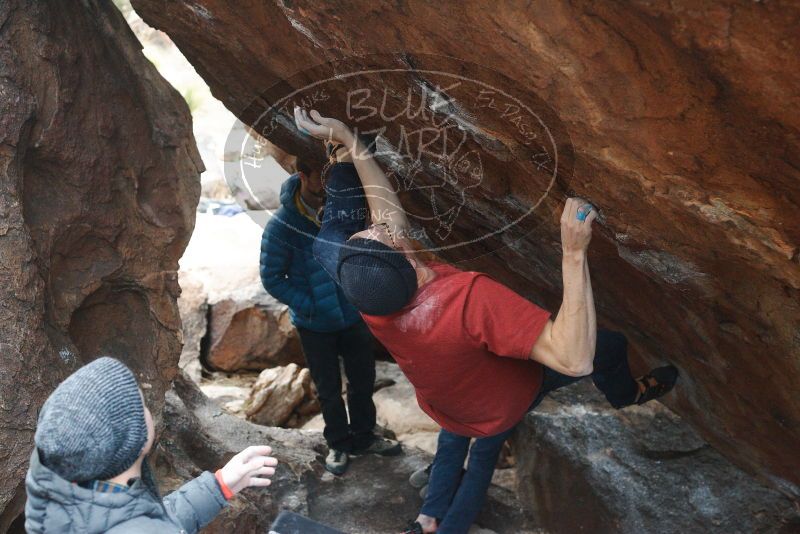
[
  {"left": 635, "top": 365, "right": 679, "bottom": 405},
  {"left": 409, "top": 464, "right": 432, "bottom": 488},
  {"left": 325, "top": 449, "right": 349, "bottom": 476},
  {"left": 351, "top": 436, "right": 402, "bottom": 457}
]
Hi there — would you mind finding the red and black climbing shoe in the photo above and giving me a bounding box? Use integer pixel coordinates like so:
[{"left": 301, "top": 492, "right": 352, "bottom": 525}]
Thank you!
[{"left": 635, "top": 365, "right": 679, "bottom": 405}]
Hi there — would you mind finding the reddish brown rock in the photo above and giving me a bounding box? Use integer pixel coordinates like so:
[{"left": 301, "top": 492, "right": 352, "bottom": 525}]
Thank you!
[
  {"left": 179, "top": 212, "right": 305, "bottom": 373},
  {"left": 205, "top": 284, "right": 304, "bottom": 372},
  {"left": 0, "top": 0, "right": 200, "bottom": 526},
  {"left": 131, "top": 0, "right": 800, "bottom": 496}
]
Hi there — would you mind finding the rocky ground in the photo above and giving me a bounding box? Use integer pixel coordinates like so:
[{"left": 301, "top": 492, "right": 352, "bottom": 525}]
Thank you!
[{"left": 156, "top": 372, "right": 537, "bottom": 534}]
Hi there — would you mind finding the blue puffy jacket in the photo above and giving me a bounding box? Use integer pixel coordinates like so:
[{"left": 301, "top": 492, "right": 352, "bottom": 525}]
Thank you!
[{"left": 260, "top": 174, "right": 362, "bottom": 332}]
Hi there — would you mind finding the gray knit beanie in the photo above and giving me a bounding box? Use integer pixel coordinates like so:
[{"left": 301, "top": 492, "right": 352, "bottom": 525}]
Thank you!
[
  {"left": 338, "top": 237, "right": 418, "bottom": 315},
  {"left": 34, "top": 357, "right": 148, "bottom": 483}
]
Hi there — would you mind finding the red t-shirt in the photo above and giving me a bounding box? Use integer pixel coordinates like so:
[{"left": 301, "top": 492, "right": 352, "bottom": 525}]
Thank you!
[{"left": 362, "top": 263, "right": 550, "bottom": 437}]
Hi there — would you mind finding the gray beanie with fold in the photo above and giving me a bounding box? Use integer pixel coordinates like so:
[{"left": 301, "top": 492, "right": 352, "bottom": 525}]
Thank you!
[
  {"left": 34, "top": 357, "right": 148, "bottom": 483},
  {"left": 337, "top": 237, "right": 418, "bottom": 316}
]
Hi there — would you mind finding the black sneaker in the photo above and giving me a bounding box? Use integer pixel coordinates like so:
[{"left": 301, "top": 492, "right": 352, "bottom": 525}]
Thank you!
[
  {"left": 325, "top": 449, "right": 349, "bottom": 476},
  {"left": 351, "top": 436, "right": 402, "bottom": 457}
]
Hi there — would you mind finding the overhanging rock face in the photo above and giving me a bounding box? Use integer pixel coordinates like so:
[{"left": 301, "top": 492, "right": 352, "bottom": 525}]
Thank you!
[
  {"left": 131, "top": 0, "right": 800, "bottom": 496},
  {"left": 0, "top": 0, "right": 200, "bottom": 526}
]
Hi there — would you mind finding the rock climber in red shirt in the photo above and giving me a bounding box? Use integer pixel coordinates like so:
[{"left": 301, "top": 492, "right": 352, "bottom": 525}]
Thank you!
[{"left": 294, "top": 107, "right": 678, "bottom": 534}]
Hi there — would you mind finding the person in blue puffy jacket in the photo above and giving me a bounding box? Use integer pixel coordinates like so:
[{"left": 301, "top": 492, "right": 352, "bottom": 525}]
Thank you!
[{"left": 260, "top": 158, "right": 401, "bottom": 475}]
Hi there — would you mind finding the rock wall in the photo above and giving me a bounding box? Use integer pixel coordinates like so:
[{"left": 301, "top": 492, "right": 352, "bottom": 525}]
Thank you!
[
  {"left": 131, "top": 0, "right": 800, "bottom": 496},
  {"left": 0, "top": 0, "right": 200, "bottom": 526}
]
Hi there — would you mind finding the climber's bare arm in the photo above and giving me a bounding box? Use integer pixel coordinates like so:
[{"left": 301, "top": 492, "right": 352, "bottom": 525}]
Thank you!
[
  {"left": 293, "top": 107, "right": 410, "bottom": 235},
  {"left": 348, "top": 135, "right": 412, "bottom": 233},
  {"left": 529, "top": 199, "right": 597, "bottom": 376}
]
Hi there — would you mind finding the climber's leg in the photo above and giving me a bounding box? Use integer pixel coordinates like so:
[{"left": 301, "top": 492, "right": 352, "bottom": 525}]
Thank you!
[
  {"left": 435, "top": 427, "right": 514, "bottom": 534},
  {"left": 589, "top": 329, "right": 679, "bottom": 407},
  {"left": 419, "top": 429, "right": 470, "bottom": 521},
  {"left": 529, "top": 329, "right": 635, "bottom": 410},
  {"left": 529, "top": 329, "right": 677, "bottom": 411},
  {"left": 588, "top": 329, "right": 640, "bottom": 408},
  {"left": 528, "top": 361, "right": 583, "bottom": 411}
]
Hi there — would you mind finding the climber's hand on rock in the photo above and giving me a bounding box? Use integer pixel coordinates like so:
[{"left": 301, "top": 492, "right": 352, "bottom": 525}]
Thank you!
[
  {"left": 219, "top": 445, "right": 278, "bottom": 494},
  {"left": 560, "top": 197, "right": 597, "bottom": 257},
  {"left": 294, "top": 107, "right": 353, "bottom": 146}
]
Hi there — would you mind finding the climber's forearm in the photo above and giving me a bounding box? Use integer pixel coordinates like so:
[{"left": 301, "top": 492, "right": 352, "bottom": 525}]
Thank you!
[
  {"left": 531, "top": 251, "right": 596, "bottom": 376},
  {"left": 292, "top": 107, "right": 410, "bottom": 234},
  {"left": 342, "top": 132, "right": 410, "bottom": 233},
  {"left": 553, "top": 251, "right": 596, "bottom": 374}
]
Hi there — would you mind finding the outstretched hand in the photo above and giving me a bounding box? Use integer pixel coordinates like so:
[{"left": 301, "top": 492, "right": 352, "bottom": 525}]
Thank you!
[
  {"left": 560, "top": 197, "right": 597, "bottom": 256},
  {"left": 293, "top": 107, "right": 352, "bottom": 146},
  {"left": 218, "top": 445, "right": 278, "bottom": 495}
]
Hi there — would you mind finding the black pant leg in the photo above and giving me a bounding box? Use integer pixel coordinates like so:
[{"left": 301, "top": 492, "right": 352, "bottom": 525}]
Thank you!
[
  {"left": 590, "top": 329, "right": 639, "bottom": 408},
  {"left": 529, "top": 365, "right": 583, "bottom": 410},
  {"left": 297, "top": 327, "right": 352, "bottom": 452},
  {"left": 337, "top": 321, "right": 377, "bottom": 450},
  {"left": 529, "top": 329, "right": 638, "bottom": 411}
]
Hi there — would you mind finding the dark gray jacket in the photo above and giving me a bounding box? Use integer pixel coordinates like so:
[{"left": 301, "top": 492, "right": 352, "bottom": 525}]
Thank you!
[{"left": 25, "top": 449, "right": 227, "bottom": 533}]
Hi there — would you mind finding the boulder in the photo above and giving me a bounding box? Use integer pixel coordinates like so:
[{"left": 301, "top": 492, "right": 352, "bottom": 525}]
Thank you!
[
  {"left": 154, "top": 372, "right": 325, "bottom": 533},
  {"left": 0, "top": 0, "right": 199, "bottom": 526},
  {"left": 373, "top": 362, "right": 440, "bottom": 456},
  {"left": 178, "top": 213, "right": 304, "bottom": 372},
  {"left": 374, "top": 360, "right": 407, "bottom": 390},
  {"left": 244, "top": 363, "right": 320, "bottom": 427},
  {"left": 199, "top": 372, "right": 258, "bottom": 416},
  {"left": 511, "top": 381, "right": 800, "bottom": 533},
  {"left": 131, "top": 0, "right": 800, "bottom": 495},
  {"left": 205, "top": 283, "right": 304, "bottom": 372},
  {"left": 398, "top": 432, "right": 440, "bottom": 457}
]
